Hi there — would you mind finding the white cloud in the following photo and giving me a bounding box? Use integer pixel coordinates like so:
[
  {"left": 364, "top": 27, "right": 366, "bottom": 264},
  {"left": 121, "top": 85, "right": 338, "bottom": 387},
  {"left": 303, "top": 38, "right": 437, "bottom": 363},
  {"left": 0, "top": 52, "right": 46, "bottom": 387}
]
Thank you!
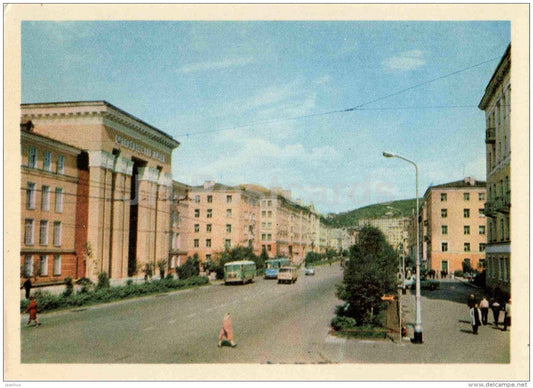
[
  {"left": 383, "top": 50, "right": 427, "bottom": 72},
  {"left": 178, "top": 57, "right": 253, "bottom": 74}
]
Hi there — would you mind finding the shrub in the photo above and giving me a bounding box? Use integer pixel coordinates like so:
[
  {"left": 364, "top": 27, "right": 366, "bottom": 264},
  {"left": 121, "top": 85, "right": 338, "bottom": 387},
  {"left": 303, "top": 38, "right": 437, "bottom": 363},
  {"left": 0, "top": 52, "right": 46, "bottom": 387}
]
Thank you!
[
  {"left": 176, "top": 254, "right": 200, "bottom": 280},
  {"left": 454, "top": 270, "right": 464, "bottom": 278},
  {"left": 96, "top": 272, "right": 110, "bottom": 289},
  {"left": 331, "top": 316, "right": 357, "bottom": 331},
  {"left": 63, "top": 276, "right": 74, "bottom": 297},
  {"left": 76, "top": 277, "right": 94, "bottom": 293},
  {"left": 126, "top": 279, "right": 133, "bottom": 286}
]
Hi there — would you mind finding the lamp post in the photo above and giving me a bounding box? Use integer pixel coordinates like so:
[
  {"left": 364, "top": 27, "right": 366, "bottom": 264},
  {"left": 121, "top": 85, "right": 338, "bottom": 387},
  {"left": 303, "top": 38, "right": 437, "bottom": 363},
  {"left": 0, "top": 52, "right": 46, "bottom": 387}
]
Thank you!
[{"left": 383, "top": 151, "right": 423, "bottom": 344}]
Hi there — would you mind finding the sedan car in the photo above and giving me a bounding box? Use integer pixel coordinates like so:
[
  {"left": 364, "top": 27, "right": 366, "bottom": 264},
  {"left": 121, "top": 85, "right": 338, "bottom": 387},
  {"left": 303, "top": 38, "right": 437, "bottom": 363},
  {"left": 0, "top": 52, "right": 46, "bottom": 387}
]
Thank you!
[{"left": 305, "top": 267, "right": 316, "bottom": 276}]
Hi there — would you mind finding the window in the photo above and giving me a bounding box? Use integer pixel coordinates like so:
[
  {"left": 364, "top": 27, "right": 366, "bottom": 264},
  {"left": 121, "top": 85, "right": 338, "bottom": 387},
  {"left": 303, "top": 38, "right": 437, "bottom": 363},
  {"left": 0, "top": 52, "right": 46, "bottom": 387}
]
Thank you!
[
  {"left": 441, "top": 242, "right": 448, "bottom": 252},
  {"left": 194, "top": 209, "right": 200, "bottom": 218},
  {"left": 226, "top": 209, "right": 232, "bottom": 217},
  {"left": 261, "top": 211, "right": 266, "bottom": 217},
  {"left": 479, "top": 192, "right": 485, "bottom": 201},
  {"left": 440, "top": 193, "right": 447, "bottom": 202},
  {"left": 207, "top": 195, "right": 213, "bottom": 203},
  {"left": 267, "top": 200, "right": 272, "bottom": 206},
  {"left": 24, "top": 255, "right": 34, "bottom": 277},
  {"left": 28, "top": 146, "right": 37, "bottom": 168},
  {"left": 226, "top": 224, "right": 232, "bottom": 233},
  {"left": 207, "top": 209, "right": 212, "bottom": 218},
  {"left": 206, "top": 254, "right": 212, "bottom": 262},
  {"left": 226, "top": 195, "right": 232, "bottom": 204},
  {"left": 464, "top": 192, "right": 470, "bottom": 201},
  {"left": 39, "top": 220, "right": 48, "bottom": 245},
  {"left": 194, "top": 239, "right": 199, "bottom": 248},
  {"left": 53, "top": 221, "right": 62, "bottom": 246},
  {"left": 206, "top": 224, "right": 212, "bottom": 232},
  {"left": 503, "top": 257, "right": 509, "bottom": 281},
  {"left": 464, "top": 225, "right": 470, "bottom": 235},
  {"left": 261, "top": 222, "right": 266, "bottom": 229},
  {"left": 262, "top": 234, "right": 266, "bottom": 241},
  {"left": 194, "top": 195, "right": 200, "bottom": 204},
  {"left": 53, "top": 255, "right": 61, "bottom": 275},
  {"left": 479, "top": 225, "right": 486, "bottom": 235},
  {"left": 464, "top": 243, "right": 471, "bottom": 252},
  {"left": 26, "top": 182, "right": 36, "bottom": 209},
  {"left": 267, "top": 245, "right": 272, "bottom": 251},
  {"left": 56, "top": 155, "right": 65, "bottom": 174},
  {"left": 39, "top": 255, "right": 48, "bottom": 276},
  {"left": 463, "top": 209, "right": 470, "bottom": 218},
  {"left": 479, "top": 208, "right": 485, "bottom": 216},
  {"left": 194, "top": 224, "right": 200, "bottom": 233},
  {"left": 206, "top": 239, "right": 211, "bottom": 248},
  {"left": 441, "top": 225, "right": 448, "bottom": 235},
  {"left": 267, "top": 234, "right": 272, "bottom": 241},
  {"left": 479, "top": 243, "right": 486, "bottom": 252},
  {"left": 224, "top": 239, "right": 231, "bottom": 249},
  {"left": 267, "top": 211, "right": 272, "bottom": 218},
  {"left": 43, "top": 151, "right": 52, "bottom": 171},
  {"left": 172, "top": 233, "right": 180, "bottom": 249},
  {"left": 55, "top": 188, "right": 63, "bottom": 213},
  {"left": 41, "top": 186, "right": 50, "bottom": 211},
  {"left": 24, "top": 219, "right": 34, "bottom": 245},
  {"left": 441, "top": 209, "right": 447, "bottom": 218}
]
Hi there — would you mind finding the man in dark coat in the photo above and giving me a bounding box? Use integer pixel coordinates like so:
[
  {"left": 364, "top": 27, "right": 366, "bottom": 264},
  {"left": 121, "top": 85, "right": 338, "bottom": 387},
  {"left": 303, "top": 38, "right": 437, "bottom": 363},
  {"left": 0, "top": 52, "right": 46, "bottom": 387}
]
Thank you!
[{"left": 22, "top": 278, "right": 32, "bottom": 299}]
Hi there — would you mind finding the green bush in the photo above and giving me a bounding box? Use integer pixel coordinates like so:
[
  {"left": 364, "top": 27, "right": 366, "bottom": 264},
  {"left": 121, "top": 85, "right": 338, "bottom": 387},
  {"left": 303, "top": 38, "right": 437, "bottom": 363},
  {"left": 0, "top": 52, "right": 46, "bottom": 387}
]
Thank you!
[
  {"left": 96, "top": 272, "right": 110, "bottom": 289},
  {"left": 63, "top": 276, "right": 74, "bottom": 297},
  {"left": 331, "top": 315, "right": 357, "bottom": 331},
  {"left": 454, "top": 270, "right": 464, "bottom": 278}
]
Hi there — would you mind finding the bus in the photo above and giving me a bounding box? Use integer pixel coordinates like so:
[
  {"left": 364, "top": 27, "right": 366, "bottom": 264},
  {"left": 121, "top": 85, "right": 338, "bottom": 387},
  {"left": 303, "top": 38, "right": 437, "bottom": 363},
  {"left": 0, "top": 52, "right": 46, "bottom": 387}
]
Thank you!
[
  {"left": 264, "top": 258, "right": 291, "bottom": 279},
  {"left": 224, "top": 260, "right": 256, "bottom": 285}
]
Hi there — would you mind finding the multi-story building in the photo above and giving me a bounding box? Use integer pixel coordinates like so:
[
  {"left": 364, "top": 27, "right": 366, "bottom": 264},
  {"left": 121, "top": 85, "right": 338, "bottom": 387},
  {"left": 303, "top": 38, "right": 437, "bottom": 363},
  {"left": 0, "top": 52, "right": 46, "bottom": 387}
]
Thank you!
[
  {"left": 479, "top": 44, "right": 511, "bottom": 295},
  {"left": 355, "top": 216, "right": 410, "bottom": 252},
  {"left": 184, "top": 181, "right": 261, "bottom": 264},
  {"left": 21, "top": 121, "right": 85, "bottom": 284},
  {"left": 21, "top": 101, "right": 180, "bottom": 283},
  {"left": 419, "top": 178, "right": 487, "bottom": 275},
  {"left": 168, "top": 181, "right": 190, "bottom": 273}
]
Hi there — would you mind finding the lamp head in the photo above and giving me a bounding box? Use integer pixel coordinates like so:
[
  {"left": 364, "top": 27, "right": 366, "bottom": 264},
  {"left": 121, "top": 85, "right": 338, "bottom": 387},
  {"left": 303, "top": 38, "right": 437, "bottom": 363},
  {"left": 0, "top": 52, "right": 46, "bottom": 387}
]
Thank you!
[{"left": 383, "top": 152, "right": 395, "bottom": 158}]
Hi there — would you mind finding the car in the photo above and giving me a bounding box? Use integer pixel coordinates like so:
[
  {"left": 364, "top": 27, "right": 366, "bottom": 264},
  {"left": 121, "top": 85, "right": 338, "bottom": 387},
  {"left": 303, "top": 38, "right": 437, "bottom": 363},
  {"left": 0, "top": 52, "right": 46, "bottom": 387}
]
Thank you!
[
  {"left": 305, "top": 267, "right": 316, "bottom": 276},
  {"left": 403, "top": 275, "right": 439, "bottom": 291}
]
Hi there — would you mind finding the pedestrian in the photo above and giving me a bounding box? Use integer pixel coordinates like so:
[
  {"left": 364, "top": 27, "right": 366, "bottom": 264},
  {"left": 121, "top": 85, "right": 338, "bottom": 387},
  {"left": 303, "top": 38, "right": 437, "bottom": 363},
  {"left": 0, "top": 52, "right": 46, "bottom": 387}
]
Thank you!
[
  {"left": 22, "top": 277, "right": 32, "bottom": 299},
  {"left": 503, "top": 299, "right": 511, "bottom": 331},
  {"left": 480, "top": 296, "right": 490, "bottom": 325},
  {"left": 218, "top": 312, "right": 237, "bottom": 348},
  {"left": 467, "top": 294, "right": 476, "bottom": 309},
  {"left": 470, "top": 303, "right": 482, "bottom": 335},
  {"left": 24, "top": 296, "right": 39, "bottom": 327},
  {"left": 491, "top": 299, "right": 501, "bottom": 327}
]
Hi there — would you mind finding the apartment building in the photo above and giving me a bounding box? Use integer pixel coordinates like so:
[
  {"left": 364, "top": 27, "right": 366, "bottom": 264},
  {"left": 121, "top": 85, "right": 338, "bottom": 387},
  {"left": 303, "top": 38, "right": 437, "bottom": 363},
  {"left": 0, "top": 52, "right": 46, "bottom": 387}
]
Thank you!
[
  {"left": 21, "top": 101, "right": 180, "bottom": 282},
  {"left": 355, "top": 216, "right": 410, "bottom": 252},
  {"left": 168, "top": 181, "right": 190, "bottom": 273},
  {"left": 184, "top": 181, "right": 261, "bottom": 264},
  {"left": 420, "top": 178, "right": 487, "bottom": 275},
  {"left": 479, "top": 44, "right": 511, "bottom": 295},
  {"left": 21, "top": 122, "right": 85, "bottom": 284}
]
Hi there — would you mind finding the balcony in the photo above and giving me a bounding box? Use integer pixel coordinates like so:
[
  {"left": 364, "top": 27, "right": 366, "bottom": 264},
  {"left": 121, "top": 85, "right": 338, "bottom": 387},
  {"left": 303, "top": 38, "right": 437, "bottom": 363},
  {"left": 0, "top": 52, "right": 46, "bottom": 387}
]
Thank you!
[
  {"left": 484, "top": 201, "right": 497, "bottom": 218},
  {"left": 494, "top": 196, "right": 510, "bottom": 214},
  {"left": 485, "top": 127, "right": 496, "bottom": 144}
]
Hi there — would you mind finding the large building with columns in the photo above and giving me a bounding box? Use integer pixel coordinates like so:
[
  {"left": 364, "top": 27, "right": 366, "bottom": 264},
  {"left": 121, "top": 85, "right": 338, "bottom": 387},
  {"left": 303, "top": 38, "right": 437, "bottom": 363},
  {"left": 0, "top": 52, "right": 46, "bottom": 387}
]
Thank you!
[{"left": 21, "top": 101, "right": 180, "bottom": 282}]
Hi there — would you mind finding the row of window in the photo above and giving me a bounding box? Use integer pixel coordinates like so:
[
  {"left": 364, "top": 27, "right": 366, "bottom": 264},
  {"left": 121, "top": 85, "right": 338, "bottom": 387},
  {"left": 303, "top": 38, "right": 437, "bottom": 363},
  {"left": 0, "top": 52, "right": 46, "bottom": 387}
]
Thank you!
[
  {"left": 441, "top": 242, "right": 485, "bottom": 252},
  {"left": 192, "top": 238, "right": 232, "bottom": 249},
  {"left": 487, "top": 256, "right": 510, "bottom": 282},
  {"left": 440, "top": 208, "right": 483, "bottom": 218},
  {"left": 23, "top": 254, "right": 62, "bottom": 277},
  {"left": 194, "top": 209, "right": 232, "bottom": 218},
  {"left": 26, "top": 183, "right": 64, "bottom": 212},
  {"left": 440, "top": 192, "right": 485, "bottom": 202},
  {"left": 487, "top": 216, "right": 510, "bottom": 243},
  {"left": 27, "top": 146, "right": 65, "bottom": 174},
  {"left": 24, "top": 219, "right": 62, "bottom": 246},
  {"left": 194, "top": 194, "right": 234, "bottom": 204},
  {"left": 440, "top": 225, "right": 485, "bottom": 235}
]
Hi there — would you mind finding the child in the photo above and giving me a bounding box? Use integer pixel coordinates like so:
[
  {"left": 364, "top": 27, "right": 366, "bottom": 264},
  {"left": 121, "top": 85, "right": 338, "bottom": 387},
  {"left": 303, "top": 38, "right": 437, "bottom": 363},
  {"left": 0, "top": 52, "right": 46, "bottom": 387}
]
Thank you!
[
  {"left": 24, "top": 296, "right": 39, "bottom": 327},
  {"left": 218, "top": 312, "right": 236, "bottom": 348}
]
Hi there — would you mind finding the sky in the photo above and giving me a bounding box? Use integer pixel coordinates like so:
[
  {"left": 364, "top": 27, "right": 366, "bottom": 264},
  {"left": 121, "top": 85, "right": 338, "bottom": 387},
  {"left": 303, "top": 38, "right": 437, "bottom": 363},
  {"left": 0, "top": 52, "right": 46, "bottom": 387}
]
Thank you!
[{"left": 21, "top": 21, "right": 510, "bottom": 214}]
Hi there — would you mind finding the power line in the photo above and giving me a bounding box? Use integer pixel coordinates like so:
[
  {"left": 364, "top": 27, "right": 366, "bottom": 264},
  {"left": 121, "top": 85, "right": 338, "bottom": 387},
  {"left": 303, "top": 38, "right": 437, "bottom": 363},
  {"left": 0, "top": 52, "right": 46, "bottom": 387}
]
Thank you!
[{"left": 175, "top": 56, "right": 501, "bottom": 138}]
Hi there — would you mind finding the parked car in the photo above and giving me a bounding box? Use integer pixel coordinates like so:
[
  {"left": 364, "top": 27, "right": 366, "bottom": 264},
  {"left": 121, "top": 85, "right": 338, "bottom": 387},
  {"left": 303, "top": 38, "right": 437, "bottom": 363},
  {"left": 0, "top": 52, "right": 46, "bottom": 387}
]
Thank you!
[
  {"left": 305, "top": 266, "right": 316, "bottom": 276},
  {"left": 278, "top": 266, "right": 298, "bottom": 284},
  {"left": 403, "top": 275, "right": 439, "bottom": 291}
]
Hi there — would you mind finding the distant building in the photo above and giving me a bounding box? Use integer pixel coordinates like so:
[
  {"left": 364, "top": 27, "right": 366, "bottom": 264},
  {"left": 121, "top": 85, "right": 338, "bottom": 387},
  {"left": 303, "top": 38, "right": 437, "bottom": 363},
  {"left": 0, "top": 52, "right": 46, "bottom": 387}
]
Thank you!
[
  {"left": 479, "top": 44, "right": 511, "bottom": 295},
  {"left": 355, "top": 216, "right": 410, "bottom": 252},
  {"left": 419, "top": 178, "right": 487, "bottom": 276},
  {"left": 169, "top": 181, "right": 191, "bottom": 272}
]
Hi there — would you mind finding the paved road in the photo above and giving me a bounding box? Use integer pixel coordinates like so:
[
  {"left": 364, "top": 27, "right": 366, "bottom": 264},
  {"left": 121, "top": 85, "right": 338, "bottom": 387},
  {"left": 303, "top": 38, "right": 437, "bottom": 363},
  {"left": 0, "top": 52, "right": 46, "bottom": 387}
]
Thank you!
[{"left": 20, "top": 264, "right": 509, "bottom": 364}]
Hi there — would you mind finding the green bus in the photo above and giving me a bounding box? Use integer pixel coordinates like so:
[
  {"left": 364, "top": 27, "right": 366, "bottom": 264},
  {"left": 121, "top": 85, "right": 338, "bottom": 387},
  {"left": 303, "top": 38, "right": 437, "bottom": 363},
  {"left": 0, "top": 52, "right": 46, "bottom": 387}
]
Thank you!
[
  {"left": 224, "top": 260, "right": 256, "bottom": 285},
  {"left": 264, "top": 258, "right": 291, "bottom": 279}
]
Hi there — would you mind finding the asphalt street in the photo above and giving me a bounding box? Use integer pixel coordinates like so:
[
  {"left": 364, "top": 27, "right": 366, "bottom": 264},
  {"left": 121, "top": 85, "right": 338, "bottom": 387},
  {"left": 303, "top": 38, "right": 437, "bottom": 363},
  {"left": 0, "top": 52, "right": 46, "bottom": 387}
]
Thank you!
[{"left": 20, "top": 263, "right": 509, "bottom": 364}]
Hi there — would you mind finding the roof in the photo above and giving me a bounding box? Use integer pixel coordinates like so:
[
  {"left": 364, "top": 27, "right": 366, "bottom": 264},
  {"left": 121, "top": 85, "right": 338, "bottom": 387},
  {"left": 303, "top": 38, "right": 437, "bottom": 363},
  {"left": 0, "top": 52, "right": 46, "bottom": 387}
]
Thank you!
[
  {"left": 429, "top": 179, "right": 486, "bottom": 189},
  {"left": 224, "top": 260, "right": 256, "bottom": 266},
  {"left": 479, "top": 44, "right": 511, "bottom": 110}
]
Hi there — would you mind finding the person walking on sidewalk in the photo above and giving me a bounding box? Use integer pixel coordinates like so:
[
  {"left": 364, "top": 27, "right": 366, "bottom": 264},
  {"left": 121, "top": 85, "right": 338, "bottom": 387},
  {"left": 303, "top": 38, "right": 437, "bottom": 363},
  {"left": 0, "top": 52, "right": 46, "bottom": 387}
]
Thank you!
[
  {"left": 470, "top": 303, "right": 482, "bottom": 335},
  {"left": 502, "top": 299, "right": 511, "bottom": 331},
  {"left": 491, "top": 299, "right": 501, "bottom": 327},
  {"left": 218, "top": 312, "right": 237, "bottom": 348},
  {"left": 24, "top": 296, "right": 40, "bottom": 327},
  {"left": 480, "top": 296, "right": 490, "bottom": 325}
]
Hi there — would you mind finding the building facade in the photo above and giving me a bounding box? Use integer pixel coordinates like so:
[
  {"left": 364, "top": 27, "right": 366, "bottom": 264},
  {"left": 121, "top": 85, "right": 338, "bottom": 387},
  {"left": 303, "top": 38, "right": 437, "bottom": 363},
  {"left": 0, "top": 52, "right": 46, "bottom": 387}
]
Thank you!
[
  {"left": 420, "top": 178, "right": 487, "bottom": 275},
  {"left": 21, "top": 101, "right": 180, "bottom": 282},
  {"left": 355, "top": 216, "right": 410, "bottom": 252},
  {"left": 168, "top": 181, "right": 191, "bottom": 273},
  {"left": 479, "top": 45, "right": 511, "bottom": 295}
]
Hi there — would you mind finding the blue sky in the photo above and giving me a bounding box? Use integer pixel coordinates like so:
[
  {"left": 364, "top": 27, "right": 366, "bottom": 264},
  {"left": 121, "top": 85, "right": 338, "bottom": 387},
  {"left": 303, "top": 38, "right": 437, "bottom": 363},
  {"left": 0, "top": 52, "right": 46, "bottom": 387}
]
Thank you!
[{"left": 21, "top": 21, "right": 510, "bottom": 214}]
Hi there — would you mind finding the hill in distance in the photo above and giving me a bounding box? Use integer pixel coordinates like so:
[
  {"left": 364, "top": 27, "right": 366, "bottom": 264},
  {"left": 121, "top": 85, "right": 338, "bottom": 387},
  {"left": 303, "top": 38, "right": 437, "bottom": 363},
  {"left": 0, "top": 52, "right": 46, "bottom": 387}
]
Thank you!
[{"left": 328, "top": 198, "right": 418, "bottom": 227}]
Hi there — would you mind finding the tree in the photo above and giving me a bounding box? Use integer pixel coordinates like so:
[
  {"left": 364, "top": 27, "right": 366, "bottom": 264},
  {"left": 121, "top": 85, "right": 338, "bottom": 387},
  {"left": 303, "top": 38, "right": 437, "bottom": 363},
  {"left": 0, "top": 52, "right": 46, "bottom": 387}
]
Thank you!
[
  {"left": 176, "top": 254, "right": 200, "bottom": 280},
  {"left": 212, "top": 246, "right": 258, "bottom": 279},
  {"left": 336, "top": 226, "right": 398, "bottom": 326}
]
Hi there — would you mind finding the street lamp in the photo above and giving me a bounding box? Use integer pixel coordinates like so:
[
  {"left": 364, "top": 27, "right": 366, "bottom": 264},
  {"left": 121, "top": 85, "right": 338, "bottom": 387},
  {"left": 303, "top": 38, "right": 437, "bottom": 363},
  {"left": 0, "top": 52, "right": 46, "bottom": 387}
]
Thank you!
[{"left": 383, "top": 151, "right": 423, "bottom": 344}]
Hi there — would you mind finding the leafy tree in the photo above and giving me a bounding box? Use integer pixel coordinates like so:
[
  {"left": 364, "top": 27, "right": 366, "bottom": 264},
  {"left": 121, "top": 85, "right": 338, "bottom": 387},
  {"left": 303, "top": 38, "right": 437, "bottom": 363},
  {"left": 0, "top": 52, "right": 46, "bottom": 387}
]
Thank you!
[
  {"left": 305, "top": 251, "right": 323, "bottom": 265},
  {"left": 63, "top": 276, "right": 74, "bottom": 297},
  {"left": 176, "top": 254, "right": 200, "bottom": 280},
  {"left": 462, "top": 259, "right": 474, "bottom": 274},
  {"left": 157, "top": 259, "right": 167, "bottom": 280},
  {"left": 336, "top": 226, "right": 398, "bottom": 326},
  {"left": 212, "top": 246, "right": 258, "bottom": 279}
]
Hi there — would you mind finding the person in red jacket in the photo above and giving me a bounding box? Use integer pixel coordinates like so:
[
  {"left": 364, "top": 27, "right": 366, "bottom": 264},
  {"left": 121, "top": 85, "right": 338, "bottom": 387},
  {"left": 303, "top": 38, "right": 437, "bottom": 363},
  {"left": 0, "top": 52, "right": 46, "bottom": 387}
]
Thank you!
[
  {"left": 24, "top": 296, "right": 39, "bottom": 327},
  {"left": 218, "top": 312, "right": 236, "bottom": 348}
]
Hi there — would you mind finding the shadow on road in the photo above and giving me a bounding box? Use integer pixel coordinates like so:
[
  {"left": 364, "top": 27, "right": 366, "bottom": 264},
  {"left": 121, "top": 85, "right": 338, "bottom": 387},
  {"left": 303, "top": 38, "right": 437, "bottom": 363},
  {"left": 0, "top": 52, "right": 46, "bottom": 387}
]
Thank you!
[
  {"left": 460, "top": 329, "right": 474, "bottom": 334},
  {"left": 418, "top": 280, "right": 485, "bottom": 305}
]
